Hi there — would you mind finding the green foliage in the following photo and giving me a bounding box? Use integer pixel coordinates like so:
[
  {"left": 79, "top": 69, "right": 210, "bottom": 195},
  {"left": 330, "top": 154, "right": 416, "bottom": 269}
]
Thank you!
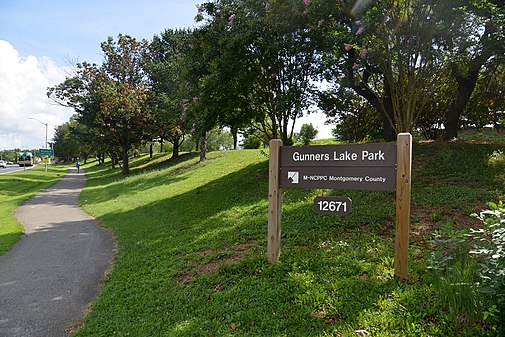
[
  {"left": 330, "top": 103, "right": 383, "bottom": 143},
  {"left": 296, "top": 123, "right": 319, "bottom": 145},
  {"left": 427, "top": 223, "right": 482, "bottom": 320},
  {"left": 488, "top": 150, "right": 505, "bottom": 167},
  {"left": 470, "top": 202, "right": 505, "bottom": 322},
  {"left": 196, "top": 0, "right": 322, "bottom": 144},
  {"left": 242, "top": 136, "right": 262, "bottom": 149},
  {"left": 427, "top": 201, "right": 505, "bottom": 328}
]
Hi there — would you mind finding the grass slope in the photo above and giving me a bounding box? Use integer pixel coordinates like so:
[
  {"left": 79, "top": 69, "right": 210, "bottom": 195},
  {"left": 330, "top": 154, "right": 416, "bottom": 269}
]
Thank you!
[
  {"left": 74, "top": 142, "right": 504, "bottom": 337},
  {"left": 0, "top": 166, "right": 68, "bottom": 255}
]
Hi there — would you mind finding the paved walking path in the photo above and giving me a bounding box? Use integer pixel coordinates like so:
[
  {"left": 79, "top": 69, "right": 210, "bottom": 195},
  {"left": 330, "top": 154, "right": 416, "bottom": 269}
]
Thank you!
[{"left": 0, "top": 168, "right": 115, "bottom": 337}]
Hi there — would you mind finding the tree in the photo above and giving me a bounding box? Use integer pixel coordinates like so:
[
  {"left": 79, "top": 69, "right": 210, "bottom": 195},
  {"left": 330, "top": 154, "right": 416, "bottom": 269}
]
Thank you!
[
  {"left": 441, "top": 0, "right": 505, "bottom": 139},
  {"left": 316, "top": 0, "right": 505, "bottom": 141},
  {"left": 52, "top": 118, "right": 91, "bottom": 162},
  {"left": 49, "top": 35, "right": 154, "bottom": 174},
  {"left": 297, "top": 123, "right": 319, "bottom": 145},
  {"left": 196, "top": 0, "right": 321, "bottom": 144},
  {"left": 319, "top": 0, "right": 449, "bottom": 140},
  {"left": 147, "top": 29, "right": 194, "bottom": 159},
  {"left": 48, "top": 62, "right": 112, "bottom": 163}
]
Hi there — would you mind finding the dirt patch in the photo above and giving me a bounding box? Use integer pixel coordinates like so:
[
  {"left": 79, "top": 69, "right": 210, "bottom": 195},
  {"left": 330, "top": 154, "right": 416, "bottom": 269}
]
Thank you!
[
  {"left": 176, "top": 245, "right": 251, "bottom": 284},
  {"left": 409, "top": 204, "right": 485, "bottom": 244}
]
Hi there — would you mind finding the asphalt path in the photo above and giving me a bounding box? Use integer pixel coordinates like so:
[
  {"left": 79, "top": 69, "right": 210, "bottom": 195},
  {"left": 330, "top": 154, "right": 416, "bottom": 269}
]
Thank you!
[{"left": 0, "top": 167, "right": 115, "bottom": 337}]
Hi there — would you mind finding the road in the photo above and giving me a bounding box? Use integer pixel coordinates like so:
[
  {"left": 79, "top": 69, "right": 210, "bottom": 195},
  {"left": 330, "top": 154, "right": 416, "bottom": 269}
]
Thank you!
[
  {"left": 0, "top": 164, "right": 35, "bottom": 175},
  {"left": 0, "top": 167, "right": 115, "bottom": 337}
]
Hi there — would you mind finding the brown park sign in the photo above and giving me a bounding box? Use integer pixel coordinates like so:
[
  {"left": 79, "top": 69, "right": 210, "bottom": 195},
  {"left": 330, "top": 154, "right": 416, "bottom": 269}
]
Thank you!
[
  {"left": 279, "top": 143, "right": 397, "bottom": 191},
  {"left": 268, "top": 135, "right": 413, "bottom": 280}
]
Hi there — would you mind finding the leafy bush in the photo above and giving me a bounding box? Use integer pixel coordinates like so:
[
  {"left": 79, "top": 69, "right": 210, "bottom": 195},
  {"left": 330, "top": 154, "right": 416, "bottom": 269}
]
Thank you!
[
  {"left": 488, "top": 150, "right": 505, "bottom": 167},
  {"left": 296, "top": 123, "right": 318, "bottom": 145},
  {"left": 470, "top": 202, "right": 505, "bottom": 323},
  {"left": 428, "top": 201, "right": 505, "bottom": 330},
  {"left": 427, "top": 223, "right": 482, "bottom": 320}
]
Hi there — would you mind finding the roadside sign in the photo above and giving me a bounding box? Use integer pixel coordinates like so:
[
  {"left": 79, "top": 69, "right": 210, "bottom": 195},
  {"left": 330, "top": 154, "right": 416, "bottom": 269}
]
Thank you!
[
  {"left": 42, "top": 156, "right": 49, "bottom": 163},
  {"left": 268, "top": 134, "right": 413, "bottom": 280},
  {"left": 39, "top": 148, "right": 54, "bottom": 157},
  {"left": 314, "top": 196, "right": 352, "bottom": 216},
  {"left": 279, "top": 142, "right": 397, "bottom": 191}
]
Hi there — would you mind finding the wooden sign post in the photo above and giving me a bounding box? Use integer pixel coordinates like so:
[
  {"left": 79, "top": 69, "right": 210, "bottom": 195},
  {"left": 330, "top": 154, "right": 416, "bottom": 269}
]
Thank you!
[
  {"left": 394, "top": 133, "right": 412, "bottom": 280},
  {"left": 268, "top": 133, "right": 412, "bottom": 280},
  {"left": 268, "top": 139, "right": 282, "bottom": 263}
]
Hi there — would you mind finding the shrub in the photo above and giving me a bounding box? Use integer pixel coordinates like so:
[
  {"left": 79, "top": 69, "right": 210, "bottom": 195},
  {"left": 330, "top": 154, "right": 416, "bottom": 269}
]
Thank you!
[
  {"left": 296, "top": 123, "right": 318, "bottom": 145},
  {"left": 470, "top": 202, "right": 505, "bottom": 324},
  {"left": 428, "top": 201, "right": 505, "bottom": 330}
]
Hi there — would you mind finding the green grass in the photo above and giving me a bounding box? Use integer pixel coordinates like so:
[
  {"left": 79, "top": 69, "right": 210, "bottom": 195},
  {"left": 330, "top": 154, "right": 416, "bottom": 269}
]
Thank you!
[
  {"left": 69, "top": 139, "right": 505, "bottom": 337},
  {"left": 0, "top": 165, "right": 68, "bottom": 254}
]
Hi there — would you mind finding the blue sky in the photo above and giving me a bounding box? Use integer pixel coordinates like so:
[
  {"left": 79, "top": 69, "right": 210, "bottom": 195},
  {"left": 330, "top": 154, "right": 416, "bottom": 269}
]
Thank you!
[
  {"left": 0, "top": 0, "right": 200, "bottom": 66},
  {"left": 0, "top": 0, "right": 331, "bottom": 151}
]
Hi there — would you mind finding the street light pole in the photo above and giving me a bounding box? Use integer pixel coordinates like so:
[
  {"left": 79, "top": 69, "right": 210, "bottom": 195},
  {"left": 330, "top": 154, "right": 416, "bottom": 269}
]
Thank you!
[{"left": 28, "top": 117, "right": 48, "bottom": 148}]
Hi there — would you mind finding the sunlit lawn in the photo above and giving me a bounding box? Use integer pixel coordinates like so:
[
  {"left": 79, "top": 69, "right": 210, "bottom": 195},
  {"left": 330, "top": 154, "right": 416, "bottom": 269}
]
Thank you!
[{"left": 72, "top": 140, "right": 504, "bottom": 337}]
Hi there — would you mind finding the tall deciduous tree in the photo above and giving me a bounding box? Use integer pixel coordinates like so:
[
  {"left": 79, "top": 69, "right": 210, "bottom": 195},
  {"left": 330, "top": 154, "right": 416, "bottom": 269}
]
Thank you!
[
  {"left": 147, "top": 29, "right": 194, "bottom": 159},
  {"left": 319, "top": 0, "right": 448, "bottom": 140},
  {"left": 441, "top": 0, "right": 504, "bottom": 139},
  {"left": 49, "top": 35, "right": 154, "bottom": 174},
  {"left": 319, "top": 0, "right": 503, "bottom": 141},
  {"left": 196, "top": 0, "right": 321, "bottom": 144}
]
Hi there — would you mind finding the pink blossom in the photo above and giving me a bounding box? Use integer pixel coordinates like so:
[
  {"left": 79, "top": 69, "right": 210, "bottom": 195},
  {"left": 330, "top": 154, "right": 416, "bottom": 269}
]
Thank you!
[
  {"left": 304, "top": 0, "right": 311, "bottom": 5},
  {"left": 303, "top": 9, "right": 308, "bottom": 16},
  {"left": 356, "top": 27, "right": 364, "bottom": 35},
  {"left": 359, "top": 48, "right": 368, "bottom": 58},
  {"left": 344, "top": 43, "right": 352, "bottom": 51},
  {"left": 352, "top": 63, "right": 360, "bottom": 70},
  {"left": 355, "top": 19, "right": 362, "bottom": 25},
  {"left": 318, "top": 19, "right": 325, "bottom": 27},
  {"left": 229, "top": 14, "right": 235, "bottom": 26},
  {"left": 265, "top": 2, "right": 271, "bottom": 11}
]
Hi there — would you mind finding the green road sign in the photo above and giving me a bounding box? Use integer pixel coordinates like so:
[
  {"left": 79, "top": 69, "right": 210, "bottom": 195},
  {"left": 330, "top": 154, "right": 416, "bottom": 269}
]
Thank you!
[{"left": 39, "top": 148, "right": 54, "bottom": 157}]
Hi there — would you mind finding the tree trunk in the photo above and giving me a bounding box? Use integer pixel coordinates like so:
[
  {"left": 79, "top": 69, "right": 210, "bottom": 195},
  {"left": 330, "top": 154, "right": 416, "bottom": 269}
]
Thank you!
[
  {"left": 172, "top": 136, "right": 180, "bottom": 159},
  {"left": 122, "top": 146, "right": 129, "bottom": 175},
  {"left": 199, "top": 133, "right": 207, "bottom": 162},
  {"left": 382, "top": 99, "right": 396, "bottom": 142},
  {"left": 149, "top": 143, "right": 153, "bottom": 159},
  {"left": 444, "top": 68, "right": 480, "bottom": 140},
  {"left": 231, "top": 126, "right": 238, "bottom": 149}
]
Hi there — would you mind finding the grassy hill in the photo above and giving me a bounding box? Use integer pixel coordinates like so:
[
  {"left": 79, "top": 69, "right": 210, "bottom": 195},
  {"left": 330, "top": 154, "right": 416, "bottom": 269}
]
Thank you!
[{"left": 72, "top": 141, "right": 504, "bottom": 336}]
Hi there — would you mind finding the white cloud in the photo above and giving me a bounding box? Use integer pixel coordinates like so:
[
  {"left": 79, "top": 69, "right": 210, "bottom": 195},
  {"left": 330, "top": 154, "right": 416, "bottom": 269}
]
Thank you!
[{"left": 0, "top": 40, "right": 74, "bottom": 150}]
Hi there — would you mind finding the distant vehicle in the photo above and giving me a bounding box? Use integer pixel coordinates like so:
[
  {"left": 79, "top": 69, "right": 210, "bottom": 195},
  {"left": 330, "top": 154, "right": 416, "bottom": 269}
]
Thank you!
[
  {"left": 0, "top": 160, "right": 6, "bottom": 168},
  {"left": 18, "top": 152, "right": 34, "bottom": 167}
]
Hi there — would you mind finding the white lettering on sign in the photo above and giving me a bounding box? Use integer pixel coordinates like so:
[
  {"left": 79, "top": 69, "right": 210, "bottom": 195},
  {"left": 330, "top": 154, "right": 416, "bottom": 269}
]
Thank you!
[
  {"left": 365, "top": 176, "right": 387, "bottom": 183},
  {"left": 361, "top": 150, "right": 385, "bottom": 161},
  {"left": 333, "top": 151, "right": 358, "bottom": 161},
  {"left": 292, "top": 152, "right": 330, "bottom": 162},
  {"left": 303, "top": 175, "right": 328, "bottom": 181},
  {"left": 291, "top": 150, "right": 388, "bottom": 163},
  {"left": 329, "top": 176, "right": 363, "bottom": 183}
]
